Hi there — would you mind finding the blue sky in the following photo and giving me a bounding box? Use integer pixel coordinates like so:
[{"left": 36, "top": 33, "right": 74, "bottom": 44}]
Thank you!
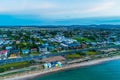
[{"left": 0, "top": 0, "right": 120, "bottom": 25}]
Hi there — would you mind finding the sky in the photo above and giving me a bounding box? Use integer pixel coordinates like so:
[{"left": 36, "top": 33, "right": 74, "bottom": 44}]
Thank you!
[{"left": 0, "top": 0, "right": 120, "bottom": 25}]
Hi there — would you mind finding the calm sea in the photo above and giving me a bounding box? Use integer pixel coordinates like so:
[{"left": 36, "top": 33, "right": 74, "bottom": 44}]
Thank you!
[{"left": 33, "top": 59, "right": 120, "bottom": 80}]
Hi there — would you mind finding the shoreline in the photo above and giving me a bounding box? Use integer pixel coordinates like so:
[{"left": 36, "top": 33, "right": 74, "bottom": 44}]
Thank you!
[{"left": 4, "top": 56, "right": 120, "bottom": 80}]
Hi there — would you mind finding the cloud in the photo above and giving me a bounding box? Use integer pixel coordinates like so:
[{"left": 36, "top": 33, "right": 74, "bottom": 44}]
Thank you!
[
  {"left": 0, "top": 0, "right": 56, "bottom": 13},
  {"left": 35, "top": 1, "right": 117, "bottom": 19},
  {"left": 0, "top": 0, "right": 119, "bottom": 19},
  {"left": 85, "top": 1, "right": 116, "bottom": 13}
]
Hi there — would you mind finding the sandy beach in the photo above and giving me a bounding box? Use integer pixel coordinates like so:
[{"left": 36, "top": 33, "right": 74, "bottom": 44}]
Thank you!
[{"left": 4, "top": 56, "right": 120, "bottom": 80}]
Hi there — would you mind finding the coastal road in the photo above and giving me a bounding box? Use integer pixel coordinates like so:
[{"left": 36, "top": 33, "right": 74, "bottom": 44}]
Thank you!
[{"left": 0, "top": 45, "right": 120, "bottom": 65}]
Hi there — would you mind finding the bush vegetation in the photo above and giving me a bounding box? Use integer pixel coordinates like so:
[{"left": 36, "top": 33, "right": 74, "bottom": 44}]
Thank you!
[{"left": 0, "top": 61, "right": 30, "bottom": 73}]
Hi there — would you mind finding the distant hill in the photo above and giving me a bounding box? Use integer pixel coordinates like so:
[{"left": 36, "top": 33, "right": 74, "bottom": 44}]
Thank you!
[{"left": 0, "top": 15, "right": 120, "bottom": 26}]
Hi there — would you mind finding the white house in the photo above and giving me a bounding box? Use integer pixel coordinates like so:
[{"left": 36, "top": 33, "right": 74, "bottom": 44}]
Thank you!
[
  {"left": 39, "top": 45, "right": 47, "bottom": 52},
  {"left": 0, "top": 50, "right": 8, "bottom": 60}
]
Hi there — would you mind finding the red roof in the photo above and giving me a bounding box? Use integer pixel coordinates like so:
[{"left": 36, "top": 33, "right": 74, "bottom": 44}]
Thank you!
[
  {"left": 31, "top": 48, "right": 37, "bottom": 50},
  {"left": 0, "top": 50, "right": 8, "bottom": 54}
]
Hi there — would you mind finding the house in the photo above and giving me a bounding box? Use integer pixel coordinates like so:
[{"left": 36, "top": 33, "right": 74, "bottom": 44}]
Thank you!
[
  {"left": 38, "top": 45, "right": 48, "bottom": 53},
  {"left": 91, "top": 42, "right": 97, "bottom": 46},
  {"left": 100, "top": 48, "right": 117, "bottom": 53},
  {"left": 16, "top": 40, "right": 20, "bottom": 44},
  {"left": 22, "top": 49, "right": 30, "bottom": 54},
  {"left": 35, "top": 42, "right": 40, "bottom": 45},
  {"left": 0, "top": 35, "right": 2, "bottom": 38},
  {"left": 0, "top": 40, "right": 4, "bottom": 45},
  {"left": 3, "top": 34, "right": 8, "bottom": 38},
  {"left": 0, "top": 50, "right": 8, "bottom": 60},
  {"left": 30, "top": 33, "right": 41, "bottom": 39},
  {"left": 43, "top": 43, "right": 49, "bottom": 46},
  {"left": 47, "top": 46, "right": 55, "bottom": 51},
  {"left": 113, "top": 42, "right": 120, "bottom": 45},
  {"left": 5, "top": 46, "right": 12, "bottom": 50},
  {"left": 81, "top": 43, "right": 87, "bottom": 48},
  {"left": 61, "top": 42, "right": 80, "bottom": 48},
  {"left": 50, "top": 35, "right": 77, "bottom": 43},
  {"left": 8, "top": 49, "right": 20, "bottom": 58},
  {"left": 31, "top": 48, "right": 38, "bottom": 52}
]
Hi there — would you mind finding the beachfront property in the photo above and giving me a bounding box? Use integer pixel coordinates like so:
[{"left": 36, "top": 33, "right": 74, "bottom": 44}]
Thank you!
[
  {"left": 31, "top": 48, "right": 38, "bottom": 53},
  {"left": 38, "top": 45, "right": 48, "bottom": 54},
  {"left": 8, "top": 49, "right": 20, "bottom": 59},
  {"left": 49, "top": 35, "right": 77, "bottom": 43},
  {"left": 42, "top": 56, "right": 65, "bottom": 69},
  {"left": 0, "top": 50, "right": 8, "bottom": 60},
  {"left": 5, "top": 46, "right": 12, "bottom": 50},
  {"left": 61, "top": 42, "right": 81, "bottom": 49},
  {"left": 22, "top": 49, "right": 30, "bottom": 54},
  {"left": 100, "top": 48, "right": 117, "bottom": 53}
]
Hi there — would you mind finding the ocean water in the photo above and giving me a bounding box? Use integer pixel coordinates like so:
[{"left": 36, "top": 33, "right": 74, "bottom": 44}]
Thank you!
[{"left": 33, "top": 59, "right": 120, "bottom": 80}]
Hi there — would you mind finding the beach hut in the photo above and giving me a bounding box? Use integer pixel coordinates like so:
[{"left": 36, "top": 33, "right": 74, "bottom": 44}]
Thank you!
[
  {"left": 55, "top": 64, "right": 59, "bottom": 67},
  {"left": 57, "top": 62, "right": 62, "bottom": 67},
  {"left": 43, "top": 63, "right": 48, "bottom": 69},
  {"left": 47, "top": 63, "right": 52, "bottom": 68},
  {"left": 41, "top": 56, "right": 65, "bottom": 68}
]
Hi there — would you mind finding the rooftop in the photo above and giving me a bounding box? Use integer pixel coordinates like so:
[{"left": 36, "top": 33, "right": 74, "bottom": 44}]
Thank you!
[
  {"left": 0, "top": 50, "right": 7, "bottom": 54},
  {"left": 41, "top": 56, "right": 66, "bottom": 63}
]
